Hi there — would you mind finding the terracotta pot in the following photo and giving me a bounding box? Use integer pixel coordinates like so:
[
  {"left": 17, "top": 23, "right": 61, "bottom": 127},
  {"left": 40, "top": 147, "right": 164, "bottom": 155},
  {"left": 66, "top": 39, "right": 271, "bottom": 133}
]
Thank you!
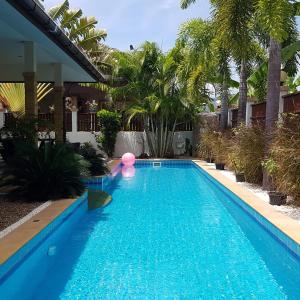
[
  {"left": 268, "top": 191, "right": 287, "bottom": 206},
  {"left": 215, "top": 163, "right": 225, "bottom": 170}
]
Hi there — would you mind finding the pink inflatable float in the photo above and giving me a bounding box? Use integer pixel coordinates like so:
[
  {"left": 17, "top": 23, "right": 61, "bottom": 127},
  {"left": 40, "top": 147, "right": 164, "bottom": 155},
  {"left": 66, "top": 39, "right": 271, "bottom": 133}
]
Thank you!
[{"left": 122, "top": 153, "right": 136, "bottom": 167}]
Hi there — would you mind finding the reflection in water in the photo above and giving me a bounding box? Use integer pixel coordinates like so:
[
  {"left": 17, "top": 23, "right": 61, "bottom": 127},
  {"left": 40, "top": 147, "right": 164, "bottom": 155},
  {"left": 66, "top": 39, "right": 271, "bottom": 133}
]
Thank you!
[{"left": 121, "top": 165, "right": 136, "bottom": 178}]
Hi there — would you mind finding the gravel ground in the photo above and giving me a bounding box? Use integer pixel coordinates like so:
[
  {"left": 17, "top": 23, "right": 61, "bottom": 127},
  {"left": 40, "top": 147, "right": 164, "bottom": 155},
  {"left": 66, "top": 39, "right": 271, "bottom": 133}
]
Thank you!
[
  {"left": 0, "top": 197, "right": 44, "bottom": 231},
  {"left": 212, "top": 165, "right": 300, "bottom": 223}
]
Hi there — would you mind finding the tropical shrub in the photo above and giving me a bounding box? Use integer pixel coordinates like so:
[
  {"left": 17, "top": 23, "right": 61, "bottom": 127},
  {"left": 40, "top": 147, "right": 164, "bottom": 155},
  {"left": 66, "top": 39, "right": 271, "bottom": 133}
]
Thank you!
[
  {"left": 270, "top": 114, "right": 300, "bottom": 202},
  {"left": 1, "top": 117, "right": 39, "bottom": 162},
  {"left": 0, "top": 117, "right": 39, "bottom": 143},
  {"left": 231, "top": 124, "right": 265, "bottom": 184},
  {"left": 0, "top": 117, "right": 53, "bottom": 162},
  {"left": 79, "top": 143, "right": 108, "bottom": 176},
  {"left": 97, "top": 109, "right": 121, "bottom": 157},
  {"left": 0, "top": 143, "right": 87, "bottom": 201}
]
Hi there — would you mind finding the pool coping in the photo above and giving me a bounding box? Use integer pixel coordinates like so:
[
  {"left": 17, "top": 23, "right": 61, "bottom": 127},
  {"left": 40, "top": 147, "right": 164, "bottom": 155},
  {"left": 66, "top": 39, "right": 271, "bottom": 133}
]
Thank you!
[
  {"left": 192, "top": 160, "right": 300, "bottom": 249},
  {"left": 0, "top": 159, "right": 120, "bottom": 266}
]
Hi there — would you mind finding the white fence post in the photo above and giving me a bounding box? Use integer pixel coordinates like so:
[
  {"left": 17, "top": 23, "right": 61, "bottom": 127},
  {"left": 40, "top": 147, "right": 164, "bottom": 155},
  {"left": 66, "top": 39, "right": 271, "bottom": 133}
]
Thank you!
[
  {"left": 279, "top": 86, "right": 288, "bottom": 116},
  {"left": 228, "top": 109, "right": 232, "bottom": 128},
  {"left": 72, "top": 110, "right": 78, "bottom": 133},
  {"left": 0, "top": 111, "right": 4, "bottom": 129},
  {"left": 246, "top": 102, "right": 253, "bottom": 127}
]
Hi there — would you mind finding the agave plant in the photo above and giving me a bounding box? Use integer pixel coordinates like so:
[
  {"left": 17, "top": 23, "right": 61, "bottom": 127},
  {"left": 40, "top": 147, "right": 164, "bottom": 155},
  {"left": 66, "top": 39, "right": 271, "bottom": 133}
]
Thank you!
[{"left": 0, "top": 142, "right": 88, "bottom": 201}]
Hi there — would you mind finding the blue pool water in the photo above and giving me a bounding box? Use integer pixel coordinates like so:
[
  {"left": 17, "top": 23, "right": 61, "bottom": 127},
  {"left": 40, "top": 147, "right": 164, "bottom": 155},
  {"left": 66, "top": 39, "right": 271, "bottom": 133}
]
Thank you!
[{"left": 1, "top": 161, "right": 300, "bottom": 299}]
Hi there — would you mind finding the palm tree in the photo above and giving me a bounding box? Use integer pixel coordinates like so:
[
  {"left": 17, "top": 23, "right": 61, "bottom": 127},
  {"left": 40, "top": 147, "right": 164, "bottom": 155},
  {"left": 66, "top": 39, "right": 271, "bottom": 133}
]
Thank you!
[
  {"left": 256, "top": 0, "right": 297, "bottom": 188},
  {"left": 212, "top": 0, "right": 256, "bottom": 124},
  {"left": 111, "top": 42, "right": 201, "bottom": 157},
  {"left": 177, "top": 18, "right": 234, "bottom": 130},
  {"left": 47, "top": 0, "right": 110, "bottom": 70},
  {"left": 0, "top": 83, "right": 53, "bottom": 115}
]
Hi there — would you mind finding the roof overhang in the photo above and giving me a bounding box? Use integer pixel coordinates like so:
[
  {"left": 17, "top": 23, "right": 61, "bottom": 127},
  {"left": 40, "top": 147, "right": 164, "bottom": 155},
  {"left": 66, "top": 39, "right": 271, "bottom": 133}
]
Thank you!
[{"left": 0, "top": 0, "right": 106, "bottom": 83}]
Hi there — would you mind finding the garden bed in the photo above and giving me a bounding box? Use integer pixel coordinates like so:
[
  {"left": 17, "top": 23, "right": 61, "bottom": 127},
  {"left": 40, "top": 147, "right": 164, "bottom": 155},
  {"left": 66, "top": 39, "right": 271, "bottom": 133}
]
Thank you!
[
  {"left": 215, "top": 165, "right": 300, "bottom": 223},
  {"left": 0, "top": 197, "right": 47, "bottom": 231}
]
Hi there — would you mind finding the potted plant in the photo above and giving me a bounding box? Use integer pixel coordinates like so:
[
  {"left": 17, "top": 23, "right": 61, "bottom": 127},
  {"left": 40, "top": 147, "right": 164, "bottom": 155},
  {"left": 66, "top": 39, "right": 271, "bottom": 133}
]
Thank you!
[
  {"left": 268, "top": 113, "right": 300, "bottom": 203},
  {"left": 228, "top": 153, "right": 245, "bottom": 182},
  {"left": 212, "top": 131, "right": 228, "bottom": 170},
  {"left": 200, "top": 131, "right": 214, "bottom": 163},
  {"left": 262, "top": 157, "right": 287, "bottom": 206}
]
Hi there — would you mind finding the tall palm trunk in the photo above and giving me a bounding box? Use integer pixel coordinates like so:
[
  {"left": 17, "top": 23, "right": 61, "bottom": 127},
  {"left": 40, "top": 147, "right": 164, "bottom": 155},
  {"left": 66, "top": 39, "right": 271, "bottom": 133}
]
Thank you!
[
  {"left": 238, "top": 59, "right": 248, "bottom": 124},
  {"left": 263, "top": 38, "right": 281, "bottom": 189},
  {"left": 220, "top": 82, "right": 229, "bottom": 131}
]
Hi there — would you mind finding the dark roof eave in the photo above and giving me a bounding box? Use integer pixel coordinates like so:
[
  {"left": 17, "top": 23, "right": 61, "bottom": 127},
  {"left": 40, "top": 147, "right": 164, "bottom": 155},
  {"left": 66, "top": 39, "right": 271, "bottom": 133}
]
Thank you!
[{"left": 7, "top": 0, "right": 107, "bottom": 83}]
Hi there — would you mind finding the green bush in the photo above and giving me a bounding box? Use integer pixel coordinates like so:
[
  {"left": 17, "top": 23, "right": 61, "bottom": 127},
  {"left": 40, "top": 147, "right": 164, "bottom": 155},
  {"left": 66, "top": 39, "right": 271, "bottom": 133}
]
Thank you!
[
  {"left": 271, "top": 114, "right": 300, "bottom": 202},
  {"left": 0, "top": 117, "right": 52, "bottom": 162},
  {"left": 0, "top": 143, "right": 87, "bottom": 201},
  {"left": 97, "top": 109, "right": 121, "bottom": 157},
  {"left": 79, "top": 143, "right": 108, "bottom": 176}
]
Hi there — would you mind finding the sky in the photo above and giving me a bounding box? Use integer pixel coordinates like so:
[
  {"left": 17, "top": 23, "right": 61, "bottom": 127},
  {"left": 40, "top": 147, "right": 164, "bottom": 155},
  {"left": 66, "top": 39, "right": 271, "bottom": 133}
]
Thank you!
[{"left": 44, "top": 0, "right": 211, "bottom": 52}]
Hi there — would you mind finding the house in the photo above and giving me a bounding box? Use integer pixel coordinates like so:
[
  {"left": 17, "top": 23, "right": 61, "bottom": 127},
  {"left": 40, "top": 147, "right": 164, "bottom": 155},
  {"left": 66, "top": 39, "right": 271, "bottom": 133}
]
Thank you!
[{"left": 0, "top": 0, "right": 106, "bottom": 141}]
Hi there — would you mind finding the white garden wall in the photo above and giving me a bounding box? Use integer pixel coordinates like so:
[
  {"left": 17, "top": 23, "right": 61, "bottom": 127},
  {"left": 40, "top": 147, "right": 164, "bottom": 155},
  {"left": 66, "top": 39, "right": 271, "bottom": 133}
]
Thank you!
[
  {"left": 114, "top": 131, "right": 148, "bottom": 157},
  {"left": 66, "top": 131, "right": 99, "bottom": 149},
  {"left": 65, "top": 130, "right": 193, "bottom": 158}
]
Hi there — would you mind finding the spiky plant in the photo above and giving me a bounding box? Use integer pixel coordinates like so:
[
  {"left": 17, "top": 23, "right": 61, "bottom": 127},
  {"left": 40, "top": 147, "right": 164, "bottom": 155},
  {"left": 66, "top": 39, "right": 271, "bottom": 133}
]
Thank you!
[{"left": 1, "top": 143, "right": 88, "bottom": 201}]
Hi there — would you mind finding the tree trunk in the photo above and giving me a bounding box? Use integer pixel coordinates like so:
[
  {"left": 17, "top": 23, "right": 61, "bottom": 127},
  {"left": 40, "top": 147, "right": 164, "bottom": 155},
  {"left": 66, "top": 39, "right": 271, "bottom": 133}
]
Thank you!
[
  {"left": 263, "top": 38, "right": 281, "bottom": 189},
  {"left": 238, "top": 59, "right": 248, "bottom": 124},
  {"left": 220, "top": 82, "right": 229, "bottom": 131}
]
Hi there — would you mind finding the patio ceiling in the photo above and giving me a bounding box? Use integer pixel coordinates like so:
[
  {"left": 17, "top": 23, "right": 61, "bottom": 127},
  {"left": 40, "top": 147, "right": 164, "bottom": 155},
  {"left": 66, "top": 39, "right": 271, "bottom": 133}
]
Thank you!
[{"left": 0, "top": 0, "right": 106, "bottom": 83}]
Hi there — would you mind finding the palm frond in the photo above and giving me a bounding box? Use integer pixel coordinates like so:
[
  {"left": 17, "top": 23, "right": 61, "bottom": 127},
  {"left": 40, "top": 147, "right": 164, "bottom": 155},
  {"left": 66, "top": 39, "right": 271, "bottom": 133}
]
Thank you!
[{"left": 48, "top": 0, "right": 69, "bottom": 21}]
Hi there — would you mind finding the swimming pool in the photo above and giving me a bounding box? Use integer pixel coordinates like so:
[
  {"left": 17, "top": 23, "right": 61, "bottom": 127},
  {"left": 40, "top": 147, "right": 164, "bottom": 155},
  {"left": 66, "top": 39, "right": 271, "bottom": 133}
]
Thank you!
[{"left": 1, "top": 160, "right": 300, "bottom": 299}]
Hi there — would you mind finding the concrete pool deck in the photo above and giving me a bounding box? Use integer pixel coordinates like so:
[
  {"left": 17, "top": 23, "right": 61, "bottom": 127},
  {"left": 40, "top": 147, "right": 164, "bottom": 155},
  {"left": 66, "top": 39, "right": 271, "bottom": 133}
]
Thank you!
[{"left": 1, "top": 158, "right": 299, "bottom": 266}]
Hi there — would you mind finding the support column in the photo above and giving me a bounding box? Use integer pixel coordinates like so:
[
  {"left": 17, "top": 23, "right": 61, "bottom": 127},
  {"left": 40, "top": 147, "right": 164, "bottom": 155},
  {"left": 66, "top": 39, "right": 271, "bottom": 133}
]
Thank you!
[
  {"left": 72, "top": 110, "right": 78, "bottom": 133},
  {"left": 0, "top": 105, "right": 4, "bottom": 129},
  {"left": 23, "top": 42, "right": 37, "bottom": 118},
  {"left": 23, "top": 72, "right": 37, "bottom": 117},
  {"left": 53, "top": 64, "right": 65, "bottom": 142}
]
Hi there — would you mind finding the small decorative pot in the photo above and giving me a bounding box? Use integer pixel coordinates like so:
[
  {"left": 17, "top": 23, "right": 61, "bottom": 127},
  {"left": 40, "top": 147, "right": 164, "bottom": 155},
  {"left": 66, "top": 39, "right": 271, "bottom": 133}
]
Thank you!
[
  {"left": 215, "top": 163, "right": 225, "bottom": 170},
  {"left": 268, "top": 191, "right": 287, "bottom": 206},
  {"left": 235, "top": 173, "right": 245, "bottom": 182}
]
